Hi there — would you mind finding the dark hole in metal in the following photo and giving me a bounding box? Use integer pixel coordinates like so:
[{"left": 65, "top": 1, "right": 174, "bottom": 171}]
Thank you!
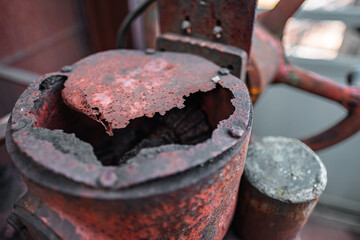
[
  {"left": 39, "top": 75, "right": 67, "bottom": 91},
  {"left": 32, "top": 82, "right": 234, "bottom": 166},
  {"left": 92, "top": 107, "right": 101, "bottom": 120}
]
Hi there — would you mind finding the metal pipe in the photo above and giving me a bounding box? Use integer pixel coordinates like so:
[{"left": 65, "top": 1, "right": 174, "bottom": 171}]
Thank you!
[{"left": 234, "top": 137, "right": 327, "bottom": 240}]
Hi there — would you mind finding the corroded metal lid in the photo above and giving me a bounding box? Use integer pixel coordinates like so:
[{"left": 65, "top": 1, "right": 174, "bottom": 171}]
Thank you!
[
  {"left": 245, "top": 136, "right": 327, "bottom": 203},
  {"left": 62, "top": 50, "right": 221, "bottom": 134},
  {"left": 8, "top": 49, "right": 252, "bottom": 196}
]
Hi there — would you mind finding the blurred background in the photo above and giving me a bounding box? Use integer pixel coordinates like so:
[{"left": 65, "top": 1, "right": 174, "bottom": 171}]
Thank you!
[
  {"left": 0, "top": 0, "right": 360, "bottom": 239},
  {"left": 254, "top": 1, "right": 360, "bottom": 239}
]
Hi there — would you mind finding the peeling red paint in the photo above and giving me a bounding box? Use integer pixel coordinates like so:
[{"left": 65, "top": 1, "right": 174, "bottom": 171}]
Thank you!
[{"left": 6, "top": 49, "right": 252, "bottom": 239}]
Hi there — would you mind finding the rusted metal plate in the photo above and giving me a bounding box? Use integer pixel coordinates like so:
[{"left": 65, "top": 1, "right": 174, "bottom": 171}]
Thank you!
[
  {"left": 157, "top": 0, "right": 256, "bottom": 54},
  {"left": 234, "top": 137, "right": 327, "bottom": 240},
  {"left": 62, "top": 50, "right": 218, "bottom": 133}
]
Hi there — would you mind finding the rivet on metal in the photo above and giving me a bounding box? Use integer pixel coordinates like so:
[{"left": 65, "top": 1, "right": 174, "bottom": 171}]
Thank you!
[
  {"left": 228, "top": 126, "right": 244, "bottom": 138},
  {"left": 212, "top": 76, "right": 221, "bottom": 83},
  {"left": 61, "top": 65, "right": 73, "bottom": 73},
  {"left": 181, "top": 20, "right": 191, "bottom": 35},
  {"left": 145, "top": 48, "right": 156, "bottom": 55},
  {"left": 213, "top": 26, "right": 223, "bottom": 39},
  {"left": 218, "top": 67, "right": 230, "bottom": 76},
  {"left": 98, "top": 170, "right": 117, "bottom": 188}
]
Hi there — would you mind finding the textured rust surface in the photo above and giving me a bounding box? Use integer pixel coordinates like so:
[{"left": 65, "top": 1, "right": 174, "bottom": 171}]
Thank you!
[
  {"left": 11, "top": 137, "right": 250, "bottom": 240},
  {"left": 9, "top": 50, "right": 251, "bottom": 190},
  {"left": 6, "top": 48, "right": 253, "bottom": 239},
  {"left": 157, "top": 0, "right": 256, "bottom": 55},
  {"left": 62, "top": 50, "right": 222, "bottom": 133},
  {"left": 235, "top": 179, "right": 315, "bottom": 240}
]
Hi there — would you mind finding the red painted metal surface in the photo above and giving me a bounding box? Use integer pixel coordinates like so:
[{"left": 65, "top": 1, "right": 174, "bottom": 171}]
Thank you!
[
  {"left": 248, "top": 0, "right": 360, "bottom": 151},
  {"left": 6, "top": 49, "right": 253, "bottom": 239},
  {"left": 7, "top": 0, "right": 359, "bottom": 238},
  {"left": 63, "top": 50, "right": 218, "bottom": 132},
  {"left": 235, "top": 179, "right": 315, "bottom": 240},
  {"left": 157, "top": 0, "right": 256, "bottom": 55}
]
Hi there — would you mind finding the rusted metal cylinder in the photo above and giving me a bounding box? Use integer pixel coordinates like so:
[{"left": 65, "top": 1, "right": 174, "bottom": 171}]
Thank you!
[
  {"left": 234, "top": 136, "right": 327, "bottom": 240},
  {"left": 6, "top": 49, "right": 252, "bottom": 239}
]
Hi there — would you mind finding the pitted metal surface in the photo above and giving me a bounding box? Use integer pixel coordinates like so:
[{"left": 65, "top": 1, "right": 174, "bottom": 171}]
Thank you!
[
  {"left": 9, "top": 49, "right": 252, "bottom": 192},
  {"left": 245, "top": 136, "right": 327, "bottom": 203},
  {"left": 62, "top": 50, "right": 221, "bottom": 134}
]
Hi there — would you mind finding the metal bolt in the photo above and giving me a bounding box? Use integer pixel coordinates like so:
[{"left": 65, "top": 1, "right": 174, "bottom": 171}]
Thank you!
[
  {"left": 212, "top": 76, "right": 221, "bottom": 83},
  {"left": 213, "top": 26, "right": 223, "bottom": 39},
  {"left": 98, "top": 170, "right": 117, "bottom": 188},
  {"left": 218, "top": 67, "right": 230, "bottom": 76},
  {"left": 181, "top": 20, "right": 191, "bottom": 35},
  {"left": 61, "top": 65, "right": 73, "bottom": 73},
  {"left": 228, "top": 126, "right": 244, "bottom": 138},
  {"left": 145, "top": 48, "right": 156, "bottom": 55}
]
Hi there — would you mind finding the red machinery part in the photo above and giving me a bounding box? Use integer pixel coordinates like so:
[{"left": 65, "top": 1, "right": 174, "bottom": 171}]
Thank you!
[
  {"left": 247, "top": 0, "right": 360, "bottom": 151},
  {"left": 234, "top": 137, "right": 327, "bottom": 240},
  {"left": 6, "top": 49, "right": 253, "bottom": 239}
]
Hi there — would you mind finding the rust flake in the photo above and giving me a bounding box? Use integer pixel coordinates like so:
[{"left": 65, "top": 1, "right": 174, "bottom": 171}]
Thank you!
[{"left": 62, "top": 50, "right": 218, "bottom": 134}]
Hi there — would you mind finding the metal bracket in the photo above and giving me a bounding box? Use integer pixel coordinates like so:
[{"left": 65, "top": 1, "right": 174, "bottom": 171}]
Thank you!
[
  {"left": 157, "top": 33, "right": 247, "bottom": 80},
  {"left": 156, "top": 0, "right": 257, "bottom": 80}
]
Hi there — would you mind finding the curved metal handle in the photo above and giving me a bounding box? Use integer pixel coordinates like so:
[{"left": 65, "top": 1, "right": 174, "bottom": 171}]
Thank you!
[
  {"left": 250, "top": 0, "right": 360, "bottom": 151},
  {"left": 275, "top": 66, "right": 360, "bottom": 151}
]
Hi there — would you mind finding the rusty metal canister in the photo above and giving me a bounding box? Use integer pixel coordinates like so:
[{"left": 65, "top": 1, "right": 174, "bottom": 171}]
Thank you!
[
  {"left": 6, "top": 49, "right": 252, "bottom": 239},
  {"left": 234, "top": 136, "right": 327, "bottom": 240}
]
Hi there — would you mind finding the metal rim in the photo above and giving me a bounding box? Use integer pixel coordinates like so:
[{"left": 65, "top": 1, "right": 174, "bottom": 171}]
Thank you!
[{"left": 7, "top": 50, "right": 252, "bottom": 198}]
